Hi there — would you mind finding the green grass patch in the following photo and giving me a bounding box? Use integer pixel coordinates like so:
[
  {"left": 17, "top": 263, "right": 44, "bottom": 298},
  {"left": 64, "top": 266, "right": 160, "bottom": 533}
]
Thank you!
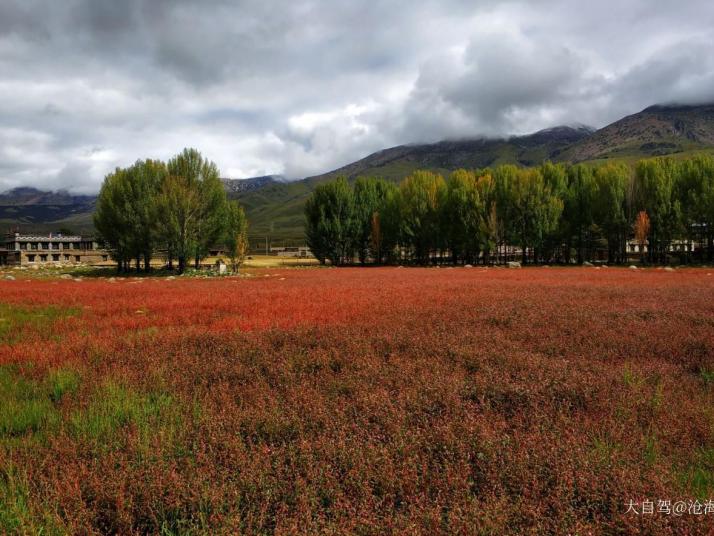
[
  {"left": 0, "top": 303, "right": 79, "bottom": 344},
  {"left": 47, "top": 368, "right": 80, "bottom": 403},
  {"left": 71, "top": 382, "right": 183, "bottom": 454},
  {"left": 700, "top": 368, "right": 714, "bottom": 385},
  {"left": 0, "top": 365, "right": 80, "bottom": 442},
  {"left": 0, "top": 463, "right": 65, "bottom": 535},
  {"left": 679, "top": 448, "right": 714, "bottom": 499}
]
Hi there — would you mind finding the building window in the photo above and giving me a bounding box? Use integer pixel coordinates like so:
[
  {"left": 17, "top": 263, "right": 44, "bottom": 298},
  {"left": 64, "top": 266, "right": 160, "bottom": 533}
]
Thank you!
[
  {"left": 42, "top": 243, "right": 49, "bottom": 250},
  {"left": 102, "top": 255, "right": 108, "bottom": 261},
  {"left": 75, "top": 255, "right": 80, "bottom": 262},
  {"left": 30, "top": 243, "right": 38, "bottom": 250},
  {"left": 40, "top": 254, "right": 47, "bottom": 262},
  {"left": 20, "top": 243, "right": 27, "bottom": 250},
  {"left": 51, "top": 243, "right": 59, "bottom": 250},
  {"left": 27, "top": 254, "right": 35, "bottom": 262},
  {"left": 52, "top": 254, "right": 60, "bottom": 261},
  {"left": 64, "top": 255, "right": 70, "bottom": 261}
]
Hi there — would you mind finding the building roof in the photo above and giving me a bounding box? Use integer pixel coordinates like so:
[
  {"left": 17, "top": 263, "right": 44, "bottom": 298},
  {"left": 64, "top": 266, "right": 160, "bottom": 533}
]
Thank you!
[{"left": 7, "top": 233, "right": 82, "bottom": 241}]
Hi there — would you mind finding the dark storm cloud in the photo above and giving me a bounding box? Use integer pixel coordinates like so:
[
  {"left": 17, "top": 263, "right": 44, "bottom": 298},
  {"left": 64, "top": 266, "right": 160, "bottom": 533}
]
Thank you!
[{"left": 1, "top": 0, "right": 713, "bottom": 193}]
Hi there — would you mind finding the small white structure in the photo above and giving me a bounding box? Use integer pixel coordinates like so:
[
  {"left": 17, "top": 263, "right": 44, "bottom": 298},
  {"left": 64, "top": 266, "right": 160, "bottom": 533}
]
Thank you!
[{"left": 215, "top": 259, "right": 227, "bottom": 274}]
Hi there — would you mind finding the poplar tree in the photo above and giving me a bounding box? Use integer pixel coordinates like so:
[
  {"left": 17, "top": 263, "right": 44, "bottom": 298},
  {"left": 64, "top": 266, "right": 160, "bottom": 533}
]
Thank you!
[
  {"left": 399, "top": 171, "right": 446, "bottom": 264},
  {"left": 224, "top": 200, "right": 249, "bottom": 273},
  {"left": 304, "top": 177, "right": 355, "bottom": 265}
]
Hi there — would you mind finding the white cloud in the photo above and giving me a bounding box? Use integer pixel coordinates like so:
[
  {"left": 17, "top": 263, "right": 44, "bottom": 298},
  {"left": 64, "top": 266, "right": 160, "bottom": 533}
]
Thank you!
[{"left": 0, "top": 0, "right": 713, "bottom": 193}]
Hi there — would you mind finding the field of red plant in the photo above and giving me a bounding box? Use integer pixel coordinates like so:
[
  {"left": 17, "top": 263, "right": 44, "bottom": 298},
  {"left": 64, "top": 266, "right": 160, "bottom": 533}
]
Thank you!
[{"left": 1, "top": 266, "right": 714, "bottom": 534}]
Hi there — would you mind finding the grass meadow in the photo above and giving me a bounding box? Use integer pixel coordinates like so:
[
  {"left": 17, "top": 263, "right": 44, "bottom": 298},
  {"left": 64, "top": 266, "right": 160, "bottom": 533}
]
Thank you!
[{"left": 1, "top": 266, "right": 713, "bottom": 534}]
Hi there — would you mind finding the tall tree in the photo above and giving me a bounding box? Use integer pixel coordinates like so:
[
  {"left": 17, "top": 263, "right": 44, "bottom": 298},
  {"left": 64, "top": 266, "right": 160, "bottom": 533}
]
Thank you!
[
  {"left": 564, "top": 164, "right": 598, "bottom": 264},
  {"left": 634, "top": 158, "right": 680, "bottom": 263},
  {"left": 443, "top": 170, "right": 483, "bottom": 264},
  {"left": 224, "top": 200, "right": 249, "bottom": 273},
  {"left": 157, "top": 174, "right": 201, "bottom": 274},
  {"left": 594, "top": 163, "right": 630, "bottom": 264},
  {"left": 476, "top": 173, "right": 498, "bottom": 264},
  {"left": 509, "top": 168, "right": 563, "bottom": 264},
  {"left": 399, "top": 171, "right": 446, "bottom": 264},
  {"left": 165, "top": 148, "right": 228, "bottom": 271},
  {"left": 94, "top": 168, "right": 132, "bottom": 272},
  {"left": 124, "top": 159, "right": 166, "bottom": 271},
  {"left": 492, "top": 165, "right": 519, "bottom": 263},
  {"left": 676, "top": 155, "right": 714, "bottom": 262},
  {"left": 304, "top": 177, "right": 355, "bottom": 265},
  {"left": 353, "top": 177, "right": 394, "bottom": 264}
]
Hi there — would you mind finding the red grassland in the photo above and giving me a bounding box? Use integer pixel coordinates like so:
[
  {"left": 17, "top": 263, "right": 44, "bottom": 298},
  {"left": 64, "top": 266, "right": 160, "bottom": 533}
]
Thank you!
[{"left": 1, "top": 266, "right": 714, "bottom": 534}]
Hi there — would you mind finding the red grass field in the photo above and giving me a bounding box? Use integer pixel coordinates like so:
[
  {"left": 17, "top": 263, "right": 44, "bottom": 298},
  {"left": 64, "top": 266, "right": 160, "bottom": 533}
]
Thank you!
[{"left": 1, "top": 266, "right": 714, "bottom": 534}]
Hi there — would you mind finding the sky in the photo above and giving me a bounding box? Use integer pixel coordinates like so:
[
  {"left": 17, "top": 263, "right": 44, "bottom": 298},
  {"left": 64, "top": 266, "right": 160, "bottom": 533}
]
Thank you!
[{"left": 1, "top": 0, "right": 714, "bottom": 193}]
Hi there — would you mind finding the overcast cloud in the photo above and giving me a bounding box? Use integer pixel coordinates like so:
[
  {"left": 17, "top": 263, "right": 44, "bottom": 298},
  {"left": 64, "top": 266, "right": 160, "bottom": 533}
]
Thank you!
[{"left": 1, "top": 0, "right": 713, "bottom": 193}]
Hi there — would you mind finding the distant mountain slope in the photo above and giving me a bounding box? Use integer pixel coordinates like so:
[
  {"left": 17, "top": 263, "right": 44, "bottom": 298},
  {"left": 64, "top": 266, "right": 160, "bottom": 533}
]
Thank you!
[
  {"left": 560, "top": 103, "right": 714, "bottom": 162},
  {"left": 0, "top": 187, "right": 95, "bottom": 207},
  {"left": 303, "top": 125, "right": 593, "bottom": 183},
  {"left": 222, "top": 175, "right": 285, "bottom": 195},
  {"left": 0, "top": 187, "right": 97, "bottom": 234}
]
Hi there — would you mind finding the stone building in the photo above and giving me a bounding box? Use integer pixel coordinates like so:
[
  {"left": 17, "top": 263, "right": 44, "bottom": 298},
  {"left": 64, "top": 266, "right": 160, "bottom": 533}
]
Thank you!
[{"left": 0, "top": 232, "right": 109, "bottom": 266}]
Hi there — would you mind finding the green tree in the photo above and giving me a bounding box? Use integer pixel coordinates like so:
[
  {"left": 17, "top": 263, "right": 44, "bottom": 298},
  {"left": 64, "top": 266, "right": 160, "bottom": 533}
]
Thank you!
[
  {"left": 443, "top": 170, "right": 483, "bottom": 264},
  {"left": 540, "top": 162, "right": 569, "bottom": 262},
  {"left": 379, "top": 186, "right": 404, "bottom": 264},
  {"left": 304, "top": 177, "right": 355, "bottom": 265},
  {"left": 224, "top": 200, "right": 249, "bottom": 273},
  {"left": 492, "top": 165, "right": 519, "bottom": 263},
  {"left": 157, "top": 173, "right": 201, "bottom": 274},
  {"left": 165, "top": 148, "right": 228, "bottom": 271},
  {"left": 94, "top": 168, "right": 132, "bottom": 272},
  {"left": 123, "top": 159, "right": 166, "bottom": 271},
  {"left": 399, "top": 171, "right": 446, "bottom": 264},
  {"left": 353, "top": 177, "right": 394, "bottom": 264},
  {"left": 634, "top": 158, "right": 680, "bottom": 263},
  {"left": 564, "top": 164, "right": 597, "bottom": 264},
  {"left": 676, "top": 155, "right": 714, "bottom": 262},
  {"left": 510, "top": 167, "right": 563, "bottom": 264},
  {"left": 476, "top": 173, "right": 498, "bottom": 264},
  {"left": 594, "top": 163, "right": 630, "bottom": 264}
]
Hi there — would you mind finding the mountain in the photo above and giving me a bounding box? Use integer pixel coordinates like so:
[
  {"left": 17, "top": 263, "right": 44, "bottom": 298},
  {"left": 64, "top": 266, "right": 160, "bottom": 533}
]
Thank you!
[
  {"left": 0, "top": 187, "right": 95, "bottom": 207},
  {"left": 222, "top": 175, "right": 286, "bottom": 195},
  {"left": 0, "top": 187, "right": 97, "bottom": 235},
  {"left": 4, "top": 103, "right": 714, "bottom": 242},
  {"left": 301, "top": 125, "right": 594, "bottom": 184},
  {"left": 560, "top": 103, "right": 714, "bottom": 162}
]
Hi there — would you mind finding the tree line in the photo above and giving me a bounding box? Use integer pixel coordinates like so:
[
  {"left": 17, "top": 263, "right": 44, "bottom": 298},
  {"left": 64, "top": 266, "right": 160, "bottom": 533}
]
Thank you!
[
  {"left": 94, "top": 148, "right": 248, "bottom": 273},
  {"left": 305, "top": 155, "right": 714, "bottom": 265}
]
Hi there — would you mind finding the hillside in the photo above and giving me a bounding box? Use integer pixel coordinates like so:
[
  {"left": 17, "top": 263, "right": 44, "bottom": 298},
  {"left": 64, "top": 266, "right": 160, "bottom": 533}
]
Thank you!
[
  {"left": 4, "top": 103, "right": 714, "bottom": 242},
  {"left": 560, "top": 103, "right": 714, "bottom": 162},
  {"left": 0, "top": 187, "right": 96, "bottom": 235},
  {"left": 304, "top": 125, "right": 593, "bottom": 183},
  {"left": 222, "top": 175, "right": 285, "bottom": 195}
]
